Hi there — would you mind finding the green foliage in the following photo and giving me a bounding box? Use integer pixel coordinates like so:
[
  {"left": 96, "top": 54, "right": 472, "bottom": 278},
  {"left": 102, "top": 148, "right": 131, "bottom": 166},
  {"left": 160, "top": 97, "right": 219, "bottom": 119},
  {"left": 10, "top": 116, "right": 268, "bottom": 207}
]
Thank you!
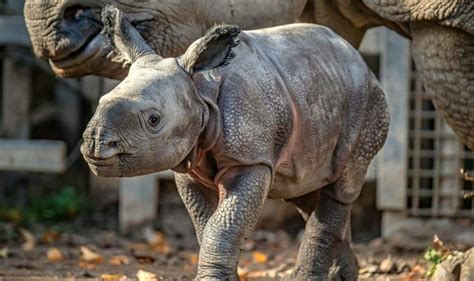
[
  {"left": 25, "top": 186, "right": 88, "bottom": 222},
  {"left": 0, "top": 186, "right": 89, "bottom": 224},
  {"left": 424, "top": 247, "right": 443, "bottom": 276}
]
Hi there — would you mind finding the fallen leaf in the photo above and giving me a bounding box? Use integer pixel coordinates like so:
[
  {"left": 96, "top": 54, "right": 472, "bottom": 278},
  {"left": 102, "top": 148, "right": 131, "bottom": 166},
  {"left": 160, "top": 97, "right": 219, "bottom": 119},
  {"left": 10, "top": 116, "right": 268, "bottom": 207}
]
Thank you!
[
  {"left": 79, "top": 260, "right": 98, "bottom": 270},
  {"left": 252, "top": 251, "right": 268, "bottom": 264},
  {"left": 109, "top": 255, "right": 130, "bottom": 266},
  {"left": 79, "top": 246, "right": 103, "bottom": 264},
  {"left": 136, "top": 269, "right": 158, "bottom": 281},
  {"left": 402, "top": 264, "right": 426, "bottom": 281},
  {"left": 359, "top": 264, "right": 378, "bottom": 275},
  {"left": 100, "top": 273, "right": 126, "bottom": 280},
  {"left": 379, "top": 256, "right": 396, "bottom": 273},
  {"left": 0, "top": 247, "right": 9, "bottom": 258},
  {"left": 237, "top": 266, "right": 249, "bottom": 280},
  {"left": 47, "top": 247, "right": 64, "bottom": 262},
  {"left": 127, "top": 243, "right": 148, "bottom": 251},
  {"left": 42, "top": 230, "right": 61, "bottom": 244},
  {"left": 131, "top": 249, "right": 156, "bottom": 265},
  {"left": 188, "top": 254, "right": 198, "bottom": 265},
  {"left": 433, "top": 235, "right": 444, "bottom": 251},
  {"left": 19, "top": 228, "right": 36, "bottom": 251},
  {"left": 144, "top": 229, "right": 171, "bottom": 255}
]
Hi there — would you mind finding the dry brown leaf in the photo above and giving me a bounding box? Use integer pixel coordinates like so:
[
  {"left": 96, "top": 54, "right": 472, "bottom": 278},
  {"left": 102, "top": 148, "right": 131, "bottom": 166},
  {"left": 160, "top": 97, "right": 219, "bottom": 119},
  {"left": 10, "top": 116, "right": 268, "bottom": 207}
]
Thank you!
[
  {"left": 109, "top": 255, "right": 130, "bottom": 266},
  {"left": 252, "top": 251, "right": 268, "bottom": 264},
  {"left": 100, "top": 273, "right": 127, "bottom": 280},
  {"left": 145, "top": 230, "right": 171, "bottom": 255},
  {"left": 79, "top": 246, "right": 103, "bottom": 264},
  {"left": 433, "top": 235, "right": 444, "bottom": 251},
  {"left": 238, "top": 266, "right": 249, "bottom": 280},
  {"left": 131, "top": 249, "right": 156, "bottom": 265},
  {"left": 19, "top": 228, "right": 36, "bottom": 251},
  {"left": 127, "top": 243, "right": 148, "bottom": 251},
  {"left": 136, "top": 269, "right": 158, "bottom": 281},
  {"left": 42, "top": 230, "right": 61, "bottom": 244},
  {"left": 78, "top": 260, "right": 97, "bottom": 270},
  {"left": 47, "top": 247, "right": 64, "bottom": 262},
  {"left": 188, "top": 254, "right": 198, "bottom": 265},
  {"left": 401, "top": 264, "right": 426, "bottom": 281}
]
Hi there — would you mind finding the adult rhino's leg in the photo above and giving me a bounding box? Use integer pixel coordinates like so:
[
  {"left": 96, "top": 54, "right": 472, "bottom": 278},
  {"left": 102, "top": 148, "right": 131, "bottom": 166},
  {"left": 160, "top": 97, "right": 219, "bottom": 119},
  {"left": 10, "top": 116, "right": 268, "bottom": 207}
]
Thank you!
[
  {"left": 175, "top": 173, "right": 219, "bottom": 245},
  {"left": 288, "top": 192, "right": 358, "bottom": 281},
  {"left": 197, "top": 165, "right": 271, "bottom": 280},
  {"left": 411, "top": 22, "right": 474, "bottom": 150}
]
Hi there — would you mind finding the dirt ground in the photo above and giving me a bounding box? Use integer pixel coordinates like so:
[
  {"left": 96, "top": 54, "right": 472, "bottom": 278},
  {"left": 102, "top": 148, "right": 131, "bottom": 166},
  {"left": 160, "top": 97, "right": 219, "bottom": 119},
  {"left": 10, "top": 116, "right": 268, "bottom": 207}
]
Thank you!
[{"left": 0, "top": 225, "right": 436, "bottom": 281}]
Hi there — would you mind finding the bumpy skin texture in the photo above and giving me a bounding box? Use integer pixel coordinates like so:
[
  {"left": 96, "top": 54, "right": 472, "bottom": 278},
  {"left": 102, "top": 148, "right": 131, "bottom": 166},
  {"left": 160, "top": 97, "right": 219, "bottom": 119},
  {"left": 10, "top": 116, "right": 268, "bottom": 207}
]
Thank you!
[
  {"left": 81, "top": 8, "right": 389, "bottom": 280},
  {"left": 410, "top": 22, "right": 474, "bottom": 150},
  {"left": 363, "top": 0, "right": 474, "bottom": 149}
]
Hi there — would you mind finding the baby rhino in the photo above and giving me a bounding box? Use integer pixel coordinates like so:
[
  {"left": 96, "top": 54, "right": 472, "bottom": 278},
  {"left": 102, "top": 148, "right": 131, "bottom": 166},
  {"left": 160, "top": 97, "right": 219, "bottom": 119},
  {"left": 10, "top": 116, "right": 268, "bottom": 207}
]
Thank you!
[{"left": 82, "top": 6, "right": 389, "bottom": 280}]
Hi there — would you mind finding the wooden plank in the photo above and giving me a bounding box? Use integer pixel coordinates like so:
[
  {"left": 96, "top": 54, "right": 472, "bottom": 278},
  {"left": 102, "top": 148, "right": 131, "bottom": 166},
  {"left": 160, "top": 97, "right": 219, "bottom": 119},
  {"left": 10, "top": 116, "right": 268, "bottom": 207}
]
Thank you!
[
  {"left": 55, "top": 79, "right": 82, "bottom": 145},
  {"left": 0, "top": 16, "right": 30, "bottom": 46},
  {"left": 359, "top": 27, "right": 382, "bottom": 56},
  {"left": 376, "top": 28, "right": 410, "bottom": 210},
  {"left": 119, "top": 174, "right": 159, "bottom": 234},
  {"left": 0, "top": 139, "right": 66, "bottom": 172},
  {"left": 6, "top": 0, "right": 25, "bottom": 14},
  {"left": 2, "top": 56, "right": 31, "bottom": 138},
  {"left": 381, "top": 211, "right": 407, "bottom": 237},
  {"left": 118, "top": 171, "right": 174, "bottom": 234}
]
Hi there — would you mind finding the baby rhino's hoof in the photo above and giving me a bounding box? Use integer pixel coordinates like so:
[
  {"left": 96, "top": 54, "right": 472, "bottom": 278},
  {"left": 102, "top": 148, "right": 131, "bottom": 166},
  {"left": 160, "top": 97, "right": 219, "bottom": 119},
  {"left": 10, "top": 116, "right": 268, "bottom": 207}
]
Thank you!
[
  {"left": 328, "top": 264, "right": 358, "bottom": 281},
  {"left": 285, "top": 265, "right": 356, "bottom": 281},
  {"left": 195, "top": 272, "right": 239, "bottom": 281}
]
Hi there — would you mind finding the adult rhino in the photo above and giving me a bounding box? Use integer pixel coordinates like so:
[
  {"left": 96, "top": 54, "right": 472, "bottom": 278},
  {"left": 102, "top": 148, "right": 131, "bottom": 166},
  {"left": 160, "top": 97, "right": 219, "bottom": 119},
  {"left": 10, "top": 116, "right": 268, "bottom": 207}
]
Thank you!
[{"left": 24, "top": 0, "right": 474, "bottom": 150}]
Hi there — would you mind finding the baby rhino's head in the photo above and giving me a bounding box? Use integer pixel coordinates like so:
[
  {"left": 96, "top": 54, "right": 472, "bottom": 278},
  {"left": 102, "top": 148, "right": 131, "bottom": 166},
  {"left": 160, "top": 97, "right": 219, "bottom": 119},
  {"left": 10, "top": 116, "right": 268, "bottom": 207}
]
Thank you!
[{"left": 81, "top": 6, "right": 240, "bottom": 177}]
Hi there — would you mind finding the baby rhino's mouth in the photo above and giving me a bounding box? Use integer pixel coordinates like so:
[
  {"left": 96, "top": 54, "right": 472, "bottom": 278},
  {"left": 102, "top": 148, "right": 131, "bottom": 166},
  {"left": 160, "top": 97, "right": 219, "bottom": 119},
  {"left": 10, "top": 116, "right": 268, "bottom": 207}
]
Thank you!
[
  {"left": 50, "top": 32, "right": 106, "bottom": 69},
  {"left": 82, "top": 153, "right": 122, "bottom": 177}
]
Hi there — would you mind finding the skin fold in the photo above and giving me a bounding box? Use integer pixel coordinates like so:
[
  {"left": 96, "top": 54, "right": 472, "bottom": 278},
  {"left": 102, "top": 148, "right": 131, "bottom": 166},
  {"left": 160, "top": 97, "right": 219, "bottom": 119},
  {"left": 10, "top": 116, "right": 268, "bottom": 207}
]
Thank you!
[
  {"left": 24, "top": 0, "right": 474, "bottom": 149},
  {"left": 81, "top": 6, "right": 389, "bottom": 280}
]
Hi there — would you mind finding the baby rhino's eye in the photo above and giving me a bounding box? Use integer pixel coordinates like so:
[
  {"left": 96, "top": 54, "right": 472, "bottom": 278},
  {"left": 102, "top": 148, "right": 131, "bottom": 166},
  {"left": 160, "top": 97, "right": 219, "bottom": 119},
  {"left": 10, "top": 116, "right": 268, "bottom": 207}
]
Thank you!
[{"left": 148, "top": 114, "right": 161, "bottom": 126}]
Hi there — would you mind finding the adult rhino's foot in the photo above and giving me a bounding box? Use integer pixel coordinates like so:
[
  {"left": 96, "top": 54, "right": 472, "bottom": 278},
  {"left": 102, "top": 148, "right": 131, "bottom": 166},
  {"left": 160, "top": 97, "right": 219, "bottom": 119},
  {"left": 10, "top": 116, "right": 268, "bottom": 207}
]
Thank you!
[{"left": 411, "top": 21, "right": 474, "bottom": 150}]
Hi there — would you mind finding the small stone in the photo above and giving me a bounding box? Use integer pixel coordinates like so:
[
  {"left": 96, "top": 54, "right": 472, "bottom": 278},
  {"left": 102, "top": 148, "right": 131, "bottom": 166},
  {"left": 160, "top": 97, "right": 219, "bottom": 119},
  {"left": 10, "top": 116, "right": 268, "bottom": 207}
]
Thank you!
[
  {"left": 397, "top": 260, "right": 411, "bottom": 273},
  {"left": 379, "top": 256, "right": 396, "bottom": 273}
]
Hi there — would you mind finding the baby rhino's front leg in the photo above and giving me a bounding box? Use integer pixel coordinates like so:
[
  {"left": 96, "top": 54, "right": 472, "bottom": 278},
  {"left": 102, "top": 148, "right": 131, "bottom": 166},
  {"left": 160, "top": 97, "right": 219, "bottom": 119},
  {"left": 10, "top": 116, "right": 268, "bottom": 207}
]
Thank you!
[{"left": 196, "top": 165, "right": 271, "bottom": 280}]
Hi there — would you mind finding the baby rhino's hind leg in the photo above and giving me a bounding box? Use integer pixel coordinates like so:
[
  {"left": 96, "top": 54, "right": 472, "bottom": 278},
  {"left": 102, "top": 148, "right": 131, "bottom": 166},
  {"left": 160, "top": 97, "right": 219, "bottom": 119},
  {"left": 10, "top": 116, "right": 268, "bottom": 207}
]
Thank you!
[
  {"left": 288, "top": 186, "right": 356, "bottom": 280},
  {"left": 288, "top": 192, "right": 358, "bottom": 280}
]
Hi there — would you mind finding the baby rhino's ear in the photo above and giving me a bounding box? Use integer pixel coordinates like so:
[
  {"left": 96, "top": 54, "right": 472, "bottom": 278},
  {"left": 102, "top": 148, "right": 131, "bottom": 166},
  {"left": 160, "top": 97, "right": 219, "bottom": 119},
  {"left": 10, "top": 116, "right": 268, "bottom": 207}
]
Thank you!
[{"left": 179, "top": 25, "right": 241, "bottom": 75}]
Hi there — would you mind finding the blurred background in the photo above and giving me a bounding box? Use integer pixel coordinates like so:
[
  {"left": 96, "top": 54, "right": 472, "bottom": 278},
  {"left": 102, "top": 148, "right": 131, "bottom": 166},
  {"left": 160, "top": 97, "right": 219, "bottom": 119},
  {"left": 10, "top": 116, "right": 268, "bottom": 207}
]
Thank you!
[{"left": 0, "top": 0, "right": 473, "bottom": 279}]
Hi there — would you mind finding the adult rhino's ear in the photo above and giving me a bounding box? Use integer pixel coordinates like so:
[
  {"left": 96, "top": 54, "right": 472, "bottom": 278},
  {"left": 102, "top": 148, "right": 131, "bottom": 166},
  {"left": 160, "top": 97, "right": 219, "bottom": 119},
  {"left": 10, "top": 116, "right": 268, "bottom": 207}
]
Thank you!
[
  {"left": 178, "top": 25, "right": 241, "bottom": 75},
  {"left": 101, "top": 5, "right": 158, "bottom": 65}
]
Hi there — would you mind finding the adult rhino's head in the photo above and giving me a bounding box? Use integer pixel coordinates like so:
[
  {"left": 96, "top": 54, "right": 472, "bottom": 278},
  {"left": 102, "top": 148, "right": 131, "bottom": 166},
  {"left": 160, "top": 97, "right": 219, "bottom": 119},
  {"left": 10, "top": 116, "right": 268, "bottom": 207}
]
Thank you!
[
  {"left": 24, "top": 0, "right": 207, "bottom": 79},
  {"left": 24, "top": 0, "right": 302, "bottom": 79},
  {"left": 81, "top": 6, "right": 239, "bottom": 177}
]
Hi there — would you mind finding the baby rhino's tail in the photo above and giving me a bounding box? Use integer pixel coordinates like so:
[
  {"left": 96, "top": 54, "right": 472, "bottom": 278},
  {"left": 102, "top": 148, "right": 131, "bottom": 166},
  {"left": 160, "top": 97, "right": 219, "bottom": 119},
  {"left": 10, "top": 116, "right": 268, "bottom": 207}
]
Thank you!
[{"left": 363, "top": 74, "right": 390, "bottom": 160}]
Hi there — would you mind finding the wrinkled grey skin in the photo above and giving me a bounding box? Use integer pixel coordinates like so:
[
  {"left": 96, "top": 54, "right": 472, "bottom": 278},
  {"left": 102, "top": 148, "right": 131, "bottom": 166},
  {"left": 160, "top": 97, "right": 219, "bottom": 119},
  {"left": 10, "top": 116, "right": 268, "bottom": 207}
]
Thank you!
[
  {"left": 81, "top": 7, "right": 389, "bottom": 280},
  {"left": 23, "top": 0, "right": 474, "bottom": 150}
]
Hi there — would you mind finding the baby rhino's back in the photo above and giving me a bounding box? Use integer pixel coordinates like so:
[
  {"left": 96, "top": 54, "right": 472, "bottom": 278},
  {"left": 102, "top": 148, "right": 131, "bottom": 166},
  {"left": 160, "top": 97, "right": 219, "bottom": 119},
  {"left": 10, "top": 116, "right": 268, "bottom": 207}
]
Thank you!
[{"left": 243, "top": 24, "right": 380, "bottom": 198}]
